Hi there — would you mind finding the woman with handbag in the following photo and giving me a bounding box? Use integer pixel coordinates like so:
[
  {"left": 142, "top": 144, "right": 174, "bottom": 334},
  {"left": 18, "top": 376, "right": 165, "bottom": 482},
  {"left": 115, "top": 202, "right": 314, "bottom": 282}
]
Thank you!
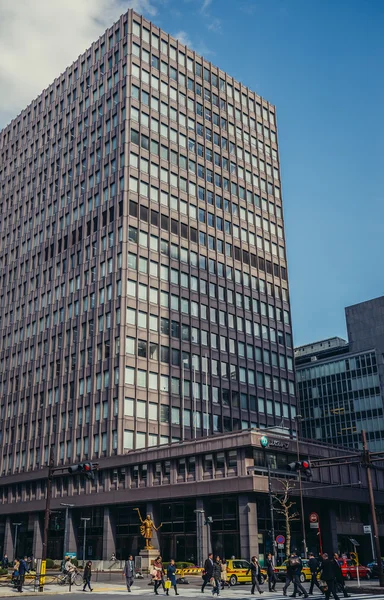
[
  {"left": 166, "top": 559, "right": 179, "bottom": 595},
  {"left": 221, "top": 559, "right": 228, "bottom": 590},
  {"left": 153, "top": 556, "right": 164, "bottom": 595}
]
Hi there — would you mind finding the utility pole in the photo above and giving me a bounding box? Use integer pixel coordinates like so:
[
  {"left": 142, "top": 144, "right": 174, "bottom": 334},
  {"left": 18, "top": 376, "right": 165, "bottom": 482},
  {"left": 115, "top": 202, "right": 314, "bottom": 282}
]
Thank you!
[
  {"left": 40, "top": 446, "right": 54, "bottom": 591},
  {"left": 362, "top": 430, "right": 384, "bottom": 587},
  {"left": 81, "top": 517, "right": 91, "bottom": 567},
  {"left": 267, "top": 463, "right": 276, "bottom": 562},
  {"left": 295, "top": 415, "right": 307, "bottom": 558}
]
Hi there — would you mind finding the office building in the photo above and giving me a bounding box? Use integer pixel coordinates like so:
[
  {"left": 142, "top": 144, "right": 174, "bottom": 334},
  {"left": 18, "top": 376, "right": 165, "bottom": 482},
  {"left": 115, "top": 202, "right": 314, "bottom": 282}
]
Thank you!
[
  {"left": 296, "top": 296, "right": 384, "bottom": 451},
  {"left": 0, "top": 10, "right": 383, "bottom": 564}
]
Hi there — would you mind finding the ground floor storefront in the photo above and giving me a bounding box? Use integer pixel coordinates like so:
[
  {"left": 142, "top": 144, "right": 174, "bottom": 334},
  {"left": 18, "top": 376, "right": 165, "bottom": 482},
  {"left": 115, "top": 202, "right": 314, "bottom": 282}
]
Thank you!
[{"left": 1, "top": 431, "right": 384, "bottom": 565}]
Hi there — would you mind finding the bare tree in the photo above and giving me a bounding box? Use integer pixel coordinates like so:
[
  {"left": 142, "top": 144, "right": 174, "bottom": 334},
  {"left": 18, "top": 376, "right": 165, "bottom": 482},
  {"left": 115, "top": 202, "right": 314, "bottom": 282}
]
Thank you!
[{"left": 272, "top": 479, "right": 299, "bottom": 557}]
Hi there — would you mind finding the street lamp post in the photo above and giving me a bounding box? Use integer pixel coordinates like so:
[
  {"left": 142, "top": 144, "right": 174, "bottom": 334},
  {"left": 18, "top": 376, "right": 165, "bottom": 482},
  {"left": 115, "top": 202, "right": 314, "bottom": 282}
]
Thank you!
[
  {"left": 80, "top": 518, "right": 91, "bottom": 567},
  {"left": 295, "top": 415, "right": 307, "bottom": 558},
  {"left": 13, "top": 523, "right": 22, "bottom": 560},
  {"left": 60, "top": 503, "right": 75, "bottom": 563}
]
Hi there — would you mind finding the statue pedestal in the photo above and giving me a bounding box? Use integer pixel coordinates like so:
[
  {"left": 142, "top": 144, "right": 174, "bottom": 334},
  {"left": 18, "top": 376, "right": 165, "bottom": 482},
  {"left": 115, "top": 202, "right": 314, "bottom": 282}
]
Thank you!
[{"left": 139, "top": 548, "right": 159, "bottom": 573}]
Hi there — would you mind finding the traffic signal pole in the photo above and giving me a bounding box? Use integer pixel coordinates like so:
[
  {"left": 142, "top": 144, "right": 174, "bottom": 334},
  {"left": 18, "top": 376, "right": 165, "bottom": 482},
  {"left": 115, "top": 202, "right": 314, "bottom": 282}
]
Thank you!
[
  {"left": 295, "top": 423, "right": 307, "bottom": 558},
  {"left": 267, "top": 462, "right": 277, "bottom": 562},
  {"left": 362, "top": 430, "right": 384, "bottom": 587}
]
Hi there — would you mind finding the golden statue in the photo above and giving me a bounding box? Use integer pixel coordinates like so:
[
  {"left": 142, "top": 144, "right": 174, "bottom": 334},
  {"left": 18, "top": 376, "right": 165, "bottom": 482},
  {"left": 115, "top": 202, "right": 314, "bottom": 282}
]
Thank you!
[{"left": 133, "top": 508, "right": 162, "bottom": 549}]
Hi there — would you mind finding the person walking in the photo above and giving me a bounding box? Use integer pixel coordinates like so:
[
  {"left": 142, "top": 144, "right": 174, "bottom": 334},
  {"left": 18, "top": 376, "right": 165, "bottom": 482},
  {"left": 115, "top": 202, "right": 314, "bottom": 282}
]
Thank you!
[
  {"left": 283, "top": 553, "right": 308, "bottom": 598},
  {"left": 83, "top": 561, "right": 93, "bottom": 592},
  {"left": 2, "top": 554, "right": 9, "bottom": 569},
  {"left": 12, "top": 559, "right": 20, "bottom": 590},
  {"left": 320, "top": 554, "right": 340, "bottom": 600},
  {"left": 17, "top": 556, "right": 29, "bottom": 593},
  {"left": 123, "top": 554, "right": 135, "bottom": 592},
  {"left": 308, "top": 553, "right": 321, "bottom": 595},
  {"left": 166, "top": 559, "right": 179, "bottom": 595},
  {"left": 153, "top": 556, "right": 164, "bottom": 595},
  {"left": 266, "top": 553, "right": 277, "bottom": 592},
  {"left": 201, "top": 553, "right": 214, "bottom": 593},
  {"left": 247, "top": 556, "right": 263, "bottom": 594},
  {"left": 332, "top": 554, "right": 349, "bottom": 598},
  {"left": 211, "top": 556, "right": 221, "bottom": 596},
  {"left": 220, "top": 559, "right": 228, "bottom": 590}
]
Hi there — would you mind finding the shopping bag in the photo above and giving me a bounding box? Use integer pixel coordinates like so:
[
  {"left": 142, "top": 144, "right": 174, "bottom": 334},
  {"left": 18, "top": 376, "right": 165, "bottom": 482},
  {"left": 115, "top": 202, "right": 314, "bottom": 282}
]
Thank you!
[{"left": 165, "top": 580, "right": 172, "bottom": 589}]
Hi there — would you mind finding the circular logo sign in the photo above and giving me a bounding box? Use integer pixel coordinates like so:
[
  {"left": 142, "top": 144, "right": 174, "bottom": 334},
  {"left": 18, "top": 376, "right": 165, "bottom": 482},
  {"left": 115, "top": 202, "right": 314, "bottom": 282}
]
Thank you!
[
  {"left": 309, "top": 512, "right": 319, "bottom": 523},
  {"left": 260, "top": 436, "right": 269, "bottom": 448},
  {"left": 276, "top": 534, "right": 285, "bottom": 544}
]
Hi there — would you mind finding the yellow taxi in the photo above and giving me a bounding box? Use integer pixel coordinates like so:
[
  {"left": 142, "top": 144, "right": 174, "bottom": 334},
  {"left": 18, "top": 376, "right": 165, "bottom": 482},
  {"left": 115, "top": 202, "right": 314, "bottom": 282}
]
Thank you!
[
  {"left": 226, "top": 559, "right": 267, "bottom": 587},
  {"left": 274, "top": 559, "right": 314, "bottom": 583}
]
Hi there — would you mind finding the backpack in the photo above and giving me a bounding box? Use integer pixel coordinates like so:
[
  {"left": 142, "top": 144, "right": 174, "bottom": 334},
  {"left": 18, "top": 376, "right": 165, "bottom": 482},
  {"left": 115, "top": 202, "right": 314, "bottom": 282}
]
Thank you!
[{"left": 289, "top": 557, "right": 300, "bottom": 568}]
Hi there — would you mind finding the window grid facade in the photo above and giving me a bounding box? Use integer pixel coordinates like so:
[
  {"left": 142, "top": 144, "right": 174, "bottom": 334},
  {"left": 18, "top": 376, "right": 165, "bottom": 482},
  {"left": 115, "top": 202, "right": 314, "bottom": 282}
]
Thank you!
[{"left": 0, "top": 9, "right": 295, "bottom": 475}]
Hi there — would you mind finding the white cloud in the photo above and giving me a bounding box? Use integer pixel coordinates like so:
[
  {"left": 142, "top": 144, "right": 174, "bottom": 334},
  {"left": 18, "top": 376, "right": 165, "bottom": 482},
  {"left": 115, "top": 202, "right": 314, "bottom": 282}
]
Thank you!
[
  {"left": 201, "top": 0, "right": 212, "bottom": 13},
  {"left": 207, "top": 17, "right": 222, "bottom": 33},
  {"left": 173, "top": 30, "right": 194, "bottom": 49},
  {"left": 0, "top": 0, "right": 157, "bottom": 129}
]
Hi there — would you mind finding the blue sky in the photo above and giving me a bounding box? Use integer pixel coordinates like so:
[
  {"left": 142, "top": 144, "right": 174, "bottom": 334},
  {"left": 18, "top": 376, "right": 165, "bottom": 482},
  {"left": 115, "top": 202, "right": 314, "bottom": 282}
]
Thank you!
[
  {"left": 1, "top": 0, "right": 383, "bottom": 346},
  {"left": 153, "top": 0, "right": 384, "bottom": 345}
]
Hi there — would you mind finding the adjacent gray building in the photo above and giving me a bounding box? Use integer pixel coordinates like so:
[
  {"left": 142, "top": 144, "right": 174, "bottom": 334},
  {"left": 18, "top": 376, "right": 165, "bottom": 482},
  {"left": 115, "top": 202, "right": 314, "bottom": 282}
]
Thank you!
[{"left": 296, "top": 296, "right": 384, "bottom": 451}]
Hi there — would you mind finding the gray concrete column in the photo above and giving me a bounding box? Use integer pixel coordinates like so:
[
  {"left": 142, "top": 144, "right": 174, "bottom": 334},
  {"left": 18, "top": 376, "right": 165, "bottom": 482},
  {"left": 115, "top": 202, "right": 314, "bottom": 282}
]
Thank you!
[
  {"left": 238, "top": 495, "right": 258, "bottom": 560},
  {"left": 32, "top": 514, "right": 43, "bottom": 559},
  {"left": 196, "top": 497, "right": 211, "bottom": 558},
  {"left": 67, "top": 510, "right": 78, "bottom": 555},
  {"left": 3, "top": 517, "right": 14, "bottom": 560},
  {"left": 102, "top": 507, "right": 116, "bottom": 560},
  {"left": 321, "top": 507, "right": 338, "bottom": 554}
]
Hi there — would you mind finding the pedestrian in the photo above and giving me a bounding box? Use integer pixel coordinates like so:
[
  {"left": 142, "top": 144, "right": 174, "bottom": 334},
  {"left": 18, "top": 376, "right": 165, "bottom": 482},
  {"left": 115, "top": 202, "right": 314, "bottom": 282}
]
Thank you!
[
  {"left": 64, "top": 557, "right": 77, "bottom": 584},
  {"left": 83, "top": 561, "right": 93, "bottom": 592},
  {"left": 111, "top": 553, "right": 117, "bottom": 562},
  {"left": 166, "top": 559, "right": 179, "bottom": 595},
  {"left": 320, "top": 553, "right": 340, "bottom": 600},
  {"left": 266, "top": 553, "right": 277, "bottom": 592},
  {"left": 211, "top": 556, "right": 221, "bottom": 596},
  {"left": 283, "top": 552, "right": 308, "bottom": 598},
  {"left": 153, "top": 556, "right": 164, "bottom": 595},
  {"left": 12, "top": 559, "right": 20, "bottom": 589},
  {"left": 201, "top": 553, "right": 214, "bottom": 593},
  {"left": 123, "top": 554, "right": 135, "bottom": 592},
  {"left": 2, "top": 554, "right": 9, "bottom": 569},
  {"left": 246, "top": 556, "right": 263, "bottom": 594},
  {"left": 18, "top": 556, "right": 29, "bottom": 593},
  {"left": 220, "top": 559, "right": 228, "bottom": 589},
  {"left": 332, "top": 554, "right": 350, "bottom": 598},
  {"left": 308, "top": 552, "right": 321, "bottom": 595}
]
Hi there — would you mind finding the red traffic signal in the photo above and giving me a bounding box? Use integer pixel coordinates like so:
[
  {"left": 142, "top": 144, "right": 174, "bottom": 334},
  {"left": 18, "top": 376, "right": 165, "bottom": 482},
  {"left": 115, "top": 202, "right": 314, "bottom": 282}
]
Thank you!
[
  {"left": 287, "top": 460, "right": 312, "bottom": 480},
  {"left": 68, "top": 462, "right": 96, "bottom": 480}
]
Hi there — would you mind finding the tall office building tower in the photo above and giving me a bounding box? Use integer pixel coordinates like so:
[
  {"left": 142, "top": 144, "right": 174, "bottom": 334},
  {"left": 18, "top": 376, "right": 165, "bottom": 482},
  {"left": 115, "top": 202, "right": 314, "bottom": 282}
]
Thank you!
[{"left": 0, "top": 10, "right": 299, "bottom": 560}]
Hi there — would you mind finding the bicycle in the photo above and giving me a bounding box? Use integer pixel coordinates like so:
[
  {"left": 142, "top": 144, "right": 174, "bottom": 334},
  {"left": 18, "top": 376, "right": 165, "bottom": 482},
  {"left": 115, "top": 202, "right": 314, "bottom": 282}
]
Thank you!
[{"left": 57, "top": 571, "right": 83, "bottom": 586}]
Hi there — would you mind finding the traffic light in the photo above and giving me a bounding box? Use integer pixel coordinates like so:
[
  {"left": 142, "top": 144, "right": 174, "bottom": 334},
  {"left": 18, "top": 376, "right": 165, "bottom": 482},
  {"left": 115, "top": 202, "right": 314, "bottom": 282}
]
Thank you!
[
  {"left": 68, "top": 462, "right": 96, "bottom": 480},
  {"left": 287, "top": 460, "right": 312, "bottom": 480}
]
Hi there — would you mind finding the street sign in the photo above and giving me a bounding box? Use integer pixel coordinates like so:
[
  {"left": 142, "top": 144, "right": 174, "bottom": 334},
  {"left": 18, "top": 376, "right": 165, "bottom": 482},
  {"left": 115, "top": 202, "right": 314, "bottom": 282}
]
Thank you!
[
  {"left": 276, "top": 534, "right": 285, "bottom": 544},
  {"left": 363, "top": 525, "right": 372, "bottom": 534},
  {"left": 66, "top": 552, "right": 77, "bottom": 558},
  {"left": 309, "top": 512, "right": 319, "bottom": 523},
  {"left": 310, "top": 522, "right": 319, "bottom": 529},
  {"left": 278, "top": 543, "right": 284, "bottom": 549}
]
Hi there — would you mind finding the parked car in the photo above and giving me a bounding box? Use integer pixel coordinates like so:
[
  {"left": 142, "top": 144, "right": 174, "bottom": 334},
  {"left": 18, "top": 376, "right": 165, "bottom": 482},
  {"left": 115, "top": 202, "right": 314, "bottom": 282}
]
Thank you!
[
  {"left": 367, "top": 560, "right": 384, "bottom": 578},
  {"left": 274, "top": 559, "right": 314, "bottom": 583},
  {"left": 226, "top": 559, "right": 267, "bottom": 586},
  {"left": 337, "top": 559, "right": 371, "bottom": 580}
]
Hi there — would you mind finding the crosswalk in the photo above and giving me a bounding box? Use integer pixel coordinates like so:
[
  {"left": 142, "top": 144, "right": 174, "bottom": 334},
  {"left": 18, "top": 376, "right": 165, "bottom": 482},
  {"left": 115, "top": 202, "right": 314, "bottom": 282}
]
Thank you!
[{"left": 93, "top": 589, "right": 384, "bottom": 599}]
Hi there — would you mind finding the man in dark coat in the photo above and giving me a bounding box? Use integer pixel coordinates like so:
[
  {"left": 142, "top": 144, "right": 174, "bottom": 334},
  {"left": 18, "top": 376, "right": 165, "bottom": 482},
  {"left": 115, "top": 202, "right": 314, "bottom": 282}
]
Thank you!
[
  {"left": 201, "top": 553, "right": 214, "bottom": 593},
  {"left": 283, "top": 553, "right": 308, "bottom": 598},
  {"left": 332, "top": 554, "right": 350, "bottom": 598},
  {"left": 308, "top": 552, "right": 321, "bottom": 595},
  {"left": 320, "top": 553, "right": 340, "bottom": 600},
  {"left": 266, "top": 553, "right": 277, "bottom": 592}
]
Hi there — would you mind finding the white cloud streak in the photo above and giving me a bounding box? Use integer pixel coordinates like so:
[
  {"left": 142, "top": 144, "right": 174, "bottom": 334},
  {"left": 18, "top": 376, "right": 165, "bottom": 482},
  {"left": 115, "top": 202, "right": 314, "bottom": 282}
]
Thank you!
[
  {"left": 173, "top": 30, "right": 194, "bottom": 49},
  {"left": 0, "top": 0, "right": 157, "bottom": 128}
]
